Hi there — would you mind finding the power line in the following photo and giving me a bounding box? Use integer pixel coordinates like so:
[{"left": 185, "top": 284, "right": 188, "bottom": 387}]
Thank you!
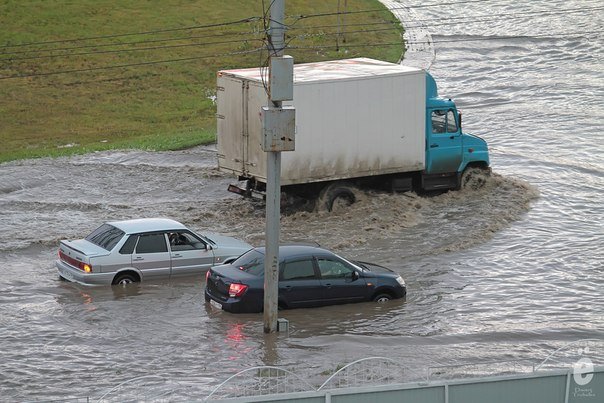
[
  {"left": 291, "top": 27, "right": 401, "bottom": 41},
  {"left": 287, "top": 42, "right": 402, "bottom": 51},
  {"left": 408, "top": 31, "right": 603, "bottom": 44},
  {"left": 2, "top": 37, "right": 264, "bottom": 61},
  {"left": 0, "top": 17, "right": 260, "bottom": 49},
  {"left": 289, "top": 20, "right": 399, "bottom": 32},
  {"left": 285, "top": 30, "right": 601, "bottom": 53},
  {"left": 0, "top": 29, "right": 265, "bottom": 57},
  {"left": 289, "top": 5, "right": 604, "bottom": 32},
  {"left": 0, "top": 47, "right": 264, "bottom": 80},
  {"left": 3, "top": 2, "right": 600, "bottom": 81},
  {"left": 290, "top": 0, "right": 490, "bottom": 22},
  {"left": 5, "top": 29, "right": 596, "bottom": 81},
  {"left": 0, "top": 0, "right": 489, "bottom": 51},
  {"left": 27, "top": 5, "right": 591, "bottom": 64}
]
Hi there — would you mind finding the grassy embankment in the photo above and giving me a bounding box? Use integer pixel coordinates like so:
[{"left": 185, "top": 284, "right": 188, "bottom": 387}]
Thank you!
[{"left": 0, "top": 0, "right": 404, "bottom": 163}]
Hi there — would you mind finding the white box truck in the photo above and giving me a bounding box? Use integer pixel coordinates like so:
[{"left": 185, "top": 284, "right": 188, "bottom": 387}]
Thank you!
[{"left": 217, "top": 58, "right": 489, "bottom": 210}]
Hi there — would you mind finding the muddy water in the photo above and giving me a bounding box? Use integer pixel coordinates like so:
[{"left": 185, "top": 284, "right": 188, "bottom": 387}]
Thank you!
[{"left": 1, "top": 0, "right": 603, "bottom": 400}]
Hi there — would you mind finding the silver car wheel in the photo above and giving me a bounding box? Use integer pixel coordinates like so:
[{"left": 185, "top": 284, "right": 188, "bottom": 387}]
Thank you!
[{"left": 113, "top": 273, "right": 138, "bottom": 286}]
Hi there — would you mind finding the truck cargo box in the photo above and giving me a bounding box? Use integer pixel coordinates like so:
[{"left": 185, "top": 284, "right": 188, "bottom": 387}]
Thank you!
[{"left": 217, "top": 58, "right": 426, "bottom": 186}]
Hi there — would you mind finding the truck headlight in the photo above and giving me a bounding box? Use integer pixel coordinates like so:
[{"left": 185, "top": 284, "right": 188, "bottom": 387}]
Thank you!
[{"left": 396, "top": 276, "right": 406, "bottom": 286}]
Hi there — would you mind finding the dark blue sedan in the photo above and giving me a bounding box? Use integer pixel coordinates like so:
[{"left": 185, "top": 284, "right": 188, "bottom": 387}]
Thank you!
[{"left": 204, "top": 245, "right": 407, "bottom": 313}]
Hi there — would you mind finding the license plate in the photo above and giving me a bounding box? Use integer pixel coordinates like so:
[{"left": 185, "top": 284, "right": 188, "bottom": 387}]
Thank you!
[
  {"left": 59, "top": 267, "right": 74, "bottom": 282},
  {"left": 209, "top": 299, "right": 222, "bottom": 310}
]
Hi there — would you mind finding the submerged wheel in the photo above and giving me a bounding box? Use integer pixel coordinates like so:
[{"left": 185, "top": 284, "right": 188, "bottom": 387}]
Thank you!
[
  {"left": 112, "top": 273, "right": 138, "bottom": 286},
  {"left": 318, "top": 182, "right": 356, "bottom": 212},
  {"left": 458, "top": 166, "right": 490, "bottom": 190},
  {"left": 373, "top": 293, "right": 392, "bottom": 303}
]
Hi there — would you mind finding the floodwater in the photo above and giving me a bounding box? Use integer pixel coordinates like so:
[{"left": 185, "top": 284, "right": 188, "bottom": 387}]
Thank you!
[{"left": 1, "top": 0, "right": 603, "bottom": 400}]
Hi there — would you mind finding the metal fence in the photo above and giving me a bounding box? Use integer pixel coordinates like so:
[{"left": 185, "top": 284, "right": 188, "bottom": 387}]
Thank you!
[{"left": 206, "top": 366, "right": 603, "bottom": 403}]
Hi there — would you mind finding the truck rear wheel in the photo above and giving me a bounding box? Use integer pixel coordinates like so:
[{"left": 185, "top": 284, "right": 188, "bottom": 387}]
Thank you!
[{"left": 318, "top": 182, "right": 356, "bottom": 212}]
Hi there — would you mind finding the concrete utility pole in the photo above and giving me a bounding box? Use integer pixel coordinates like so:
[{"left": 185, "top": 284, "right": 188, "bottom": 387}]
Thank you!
[{"left": 262, "top": 0, "right": 295, "bottom": 333}]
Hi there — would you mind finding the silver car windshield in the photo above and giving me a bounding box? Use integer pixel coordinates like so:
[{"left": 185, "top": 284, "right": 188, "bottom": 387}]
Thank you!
[{"left": 85, "top": 224, "right": 125, "bottom": 251}]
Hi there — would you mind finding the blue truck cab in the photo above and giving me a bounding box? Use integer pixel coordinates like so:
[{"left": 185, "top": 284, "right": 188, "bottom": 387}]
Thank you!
[{"left": 422, "top": 72, "right": 490, "bottom": 190}]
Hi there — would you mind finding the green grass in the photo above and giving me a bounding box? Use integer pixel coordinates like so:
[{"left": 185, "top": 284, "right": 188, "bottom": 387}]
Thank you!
[{"left": 0, "top": 0, "right": 404, "bottom": 163}]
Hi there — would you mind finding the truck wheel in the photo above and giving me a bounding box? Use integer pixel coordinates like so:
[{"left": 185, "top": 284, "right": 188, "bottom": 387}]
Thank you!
[
  {"left": 458, "top": 166, "right": 490, "bottom": 190},
  {"left": 318, "top": 183, "right": 356, "bottom": 212}
]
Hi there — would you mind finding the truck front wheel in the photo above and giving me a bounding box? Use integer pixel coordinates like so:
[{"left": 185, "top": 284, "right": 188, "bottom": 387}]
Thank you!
[
  {"left": 318, "top": 182, "right": 356, "bottom": 212},
  {"left": 458, "top": 166, "right": 491, "bottom": 190}
]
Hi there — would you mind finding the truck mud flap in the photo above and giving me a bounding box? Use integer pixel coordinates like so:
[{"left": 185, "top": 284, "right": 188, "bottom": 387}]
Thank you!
[
  {"left": 227, "top": 183, "right": 249, "bottom": 196},
  {"left": 227, "top": 182, "right": 265, "bottom": 200}
]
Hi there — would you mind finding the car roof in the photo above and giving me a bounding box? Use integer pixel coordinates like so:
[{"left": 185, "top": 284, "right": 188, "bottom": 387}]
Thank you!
[
  {"left": 253, "top": 245, "right": 334, "bottom": 259},
  {"left": 106, "top": 218, "right": 187, "bottom": 234}
]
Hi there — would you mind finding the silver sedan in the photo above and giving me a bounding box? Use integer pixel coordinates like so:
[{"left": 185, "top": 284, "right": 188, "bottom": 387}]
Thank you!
[{"left": 56, "top": 218, "right": 252, "bottom": 286}]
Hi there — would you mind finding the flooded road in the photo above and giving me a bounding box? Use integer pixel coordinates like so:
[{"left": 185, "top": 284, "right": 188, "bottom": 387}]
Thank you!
[{"left": 1, "top": 0, "right": 603, "bottom": 400}]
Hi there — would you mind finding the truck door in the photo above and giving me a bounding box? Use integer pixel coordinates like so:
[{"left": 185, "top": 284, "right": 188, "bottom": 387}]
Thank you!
[
  {"left": 426, "top": 109, "right": 463, "bottom": 174},
  {"left": 216, "top": 76, "right": 246, "bottom": 174}
]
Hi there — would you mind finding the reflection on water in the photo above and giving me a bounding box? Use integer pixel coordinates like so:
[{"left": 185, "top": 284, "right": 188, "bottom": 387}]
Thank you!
[{"left": 0, "top": 0, "right": 603, "bottom": 399}]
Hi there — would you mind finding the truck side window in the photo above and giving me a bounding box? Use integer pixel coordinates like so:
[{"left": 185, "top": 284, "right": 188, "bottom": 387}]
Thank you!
[
  {"left": 431, "top": 110, "right": 446, "bottom": 133},
  {"left": 446, "top": 109, "right": 458, "bottom": 133}
]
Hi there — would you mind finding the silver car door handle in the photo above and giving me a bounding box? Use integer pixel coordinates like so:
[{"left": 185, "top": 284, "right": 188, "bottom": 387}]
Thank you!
[
  {"left": 133, "top": 256, "right": 144, "bottom": 261},
  {"left": 172, "top": 253, "right": 182, "bottom": 258}
]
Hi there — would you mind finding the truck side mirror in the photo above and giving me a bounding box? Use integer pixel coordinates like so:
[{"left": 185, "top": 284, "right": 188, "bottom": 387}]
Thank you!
[{"left": 458, "top": 111, "right": 462, "bottom": 131}]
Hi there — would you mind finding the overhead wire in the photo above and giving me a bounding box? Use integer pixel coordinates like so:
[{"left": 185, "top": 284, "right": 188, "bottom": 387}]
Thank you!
[
  {"left": 2, "top": 2, "right": 601, "bottom": 81},
  {"left": 0, "top": 47, "right": 264, "bottom": 80},
  {"left": 0, "top": 17, "right": 261, "bottom": 49},
  {"left": 0, "top": 29, "right": 266, "bottom": 57},
  {"left": 6, "top": 4, "right": 599, "bottom": 62},
  {"left": 288, "top": 0, "right": 490, "bottom": 24},
  {"left": 2, "top": 37, "right": 264, "bottom": 61},
  {"left": 288, "top": 5, "right": 604, "bottom": 32},
  {"left": 285, "top": 30, "right": 601, "bottom": 54}
]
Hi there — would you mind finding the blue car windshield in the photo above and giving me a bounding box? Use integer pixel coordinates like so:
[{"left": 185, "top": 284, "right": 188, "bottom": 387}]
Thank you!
[
  {"left": 232, "top": 249, "right": 265, "bottom": 276},
  {"left": 85, "top": 224, "right": 125, "bottom": 251}
]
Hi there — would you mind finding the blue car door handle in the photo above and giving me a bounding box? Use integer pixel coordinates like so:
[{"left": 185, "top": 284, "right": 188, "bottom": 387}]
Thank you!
[
  {"left": 324, "top": 283, "right": 333, "bottom": 288},
  {"left": 430, "top": 144, "right": 438, "bottom": 148},
  {"left": 284, "top": 285, "right": 292, "bottom": 291}
]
